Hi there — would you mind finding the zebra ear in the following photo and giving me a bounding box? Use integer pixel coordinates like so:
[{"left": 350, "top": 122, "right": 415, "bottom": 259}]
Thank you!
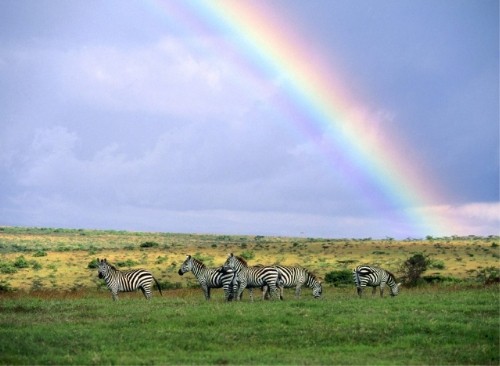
[{"left": 186, "top": 255, "right": 191, "bottom": 259}]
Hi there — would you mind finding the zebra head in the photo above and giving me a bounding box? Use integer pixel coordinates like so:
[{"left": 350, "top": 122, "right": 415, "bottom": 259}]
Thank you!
[
  {"left": 97, "top": 258, "right": 111, "bottom": 279},
  {"left": 178, "top": 255, "right": 193, "bottom": 276},
  {"left": 222, "top": 253, "right": 247, "bottom": 273},
  {"left": 390, "top": 282, "right": 402, "bottom": 297},
  {"left": 221, "top": 253, "right": 236, "bottom": 274},
  {"left": 312, "top": 281, "right": 323, "bottom": 298}
]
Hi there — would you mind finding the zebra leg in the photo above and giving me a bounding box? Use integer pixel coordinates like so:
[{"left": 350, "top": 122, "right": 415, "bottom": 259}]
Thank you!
[
  {"left": 249, "top": 288, "right": 254, "bottom": 302},
  {"left": 261, "top": 285, "right": 267, "bottom": 300},
  {"left": 371, "top": 286, "right": 377, "bottom": 297},
  {"left": 202, "top": 285, "right": 210, "bottom": 300},
  {"left": 235, "top": 284, "right": 245, "bottom": 301},
  {"left": 357, "top": 286, "right": 363, "bottom": 297},
  {"left": 223, "top": 284, "right": 231, "bottom": 301},
  {"left": 295, "top": 285, "right": 303, "bottom": 299},
  {"left": 141, "top": 286, "right": 152, "bottom": 300},
  {"left": 111, "top": 291, "right": 119, "bottom": 301},
  {"left": 379, "top": 283, "right": 385, "bottom": 298}
]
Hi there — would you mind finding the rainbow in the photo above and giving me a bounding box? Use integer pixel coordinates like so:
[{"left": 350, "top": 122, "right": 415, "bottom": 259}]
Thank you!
[{"left": 149, "top": 0, "right": 458, "bottom": 237}]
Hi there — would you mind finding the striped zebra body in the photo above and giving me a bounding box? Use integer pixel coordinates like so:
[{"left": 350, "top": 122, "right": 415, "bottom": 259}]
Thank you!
[
  {"left": 178, "top": 255, "right": 236, "bottom": 301},
  {"left": 222, "top": 253, "right": 280, "bottom": 301},
  {"left": 97, "top": 258, "right": 162, "bottom": 301},
  {"left": 274, "top": 265, "right": 322, "bottom": 299},
  {"left": 353, "top": 265, "right": 401, "bottom": 297}
]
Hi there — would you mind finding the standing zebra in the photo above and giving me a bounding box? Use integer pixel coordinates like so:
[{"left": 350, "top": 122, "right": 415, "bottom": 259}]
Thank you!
[
  {"left": 222, "top": 253, "right": 280, "bottom": 301},
  {"left": 97, "top": 258, "right": 162, "bottom": 301},
  {"left": 270, "top": 265, "right": 322, "bottom": 299},
  {"left": 178, "top": 255, "right": 236, "bottom": 301},
  {"left": 353, "top": 265, "right": 401, "bottom": 297}
]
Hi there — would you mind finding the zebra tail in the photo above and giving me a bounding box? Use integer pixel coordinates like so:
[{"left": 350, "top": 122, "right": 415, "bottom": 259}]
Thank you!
[
  {"left": 354, "top": 270, "right": 361, "bottom": 288},
  {"left": 153, "top": 277, "right": 163, "bottom": 296}
]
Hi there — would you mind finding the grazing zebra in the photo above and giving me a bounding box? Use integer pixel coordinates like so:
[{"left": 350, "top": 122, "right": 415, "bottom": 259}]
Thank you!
[
  {"left": 221, "top": 253, "right": 280, "bottom": 301},
  {"left": 97, "top": 258, "right": 162, "bottom": 301},
  {"left": 178, "top": 255, "right": 236, "bottom": 301},
  {"left": 268, "top": 265, "right": 322, "bottom": 299},
  {"left": 353, "top": 265, "right": 401, "bottom": 297}
]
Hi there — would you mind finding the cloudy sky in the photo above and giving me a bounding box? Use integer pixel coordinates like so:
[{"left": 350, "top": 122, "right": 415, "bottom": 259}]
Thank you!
[{"left": 0, "top": 0, "right": 498, "bottom": 239}]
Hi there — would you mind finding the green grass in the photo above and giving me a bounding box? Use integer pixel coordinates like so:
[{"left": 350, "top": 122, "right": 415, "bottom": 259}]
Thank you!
[{"left": 0, "top": 286, "right": 498, "bottom": 365}]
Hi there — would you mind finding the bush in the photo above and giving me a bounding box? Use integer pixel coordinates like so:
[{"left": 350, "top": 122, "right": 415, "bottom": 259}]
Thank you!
[
  {"left": 400, "top": 253, "right": 430, "bottom": 286},
  {"left": 429, "top": 259, "right": 445, "bottom": 270},
  {"left": 154, "top": 281, "right": 182, "bottom": 290},
  {"left": 116, "top": 259, "right": 139, "bottom": 268},
  {"left": 140, "top": 241, "right": 159, "bottom": 248},
  {"left": 0, "top": 261, "right": 17, "bottom": 274},
  {"left": 325, "top": 270, "right": 353, "bottom": 287},
  {"left": 476, "top": 267, "right": 500, "bottom": 285},
  {"left": 13, "top": 256, "right": 29, "bottom": 269},
  {"left": 87, "top": 259, "right": 99, "bottom": 269},
  {"left": 0, "top": 280, "right": 13, "bottom": 292},
  {"left": 240, "top": 250, "right": 255, "bottom": 261},
  {"left": 33, "top": 250, "right": 47, "bottom": 257}
]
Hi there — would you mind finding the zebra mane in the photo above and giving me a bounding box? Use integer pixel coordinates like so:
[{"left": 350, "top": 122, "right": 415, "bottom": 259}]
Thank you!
[
  {"left": 303, "top": 267, "right": 320, "bottom": 282},
  {"left": 105, "top": 261, "right": 118, "bottom": 271},
  {"left": 385, "top": 269, "right": 397, "bottom": 282},
  {"left": 234, "top": 255, "right": 248, "bottom": 267},
  {"left": 191, "top": 257, "right": 206, "bottom": 268}
]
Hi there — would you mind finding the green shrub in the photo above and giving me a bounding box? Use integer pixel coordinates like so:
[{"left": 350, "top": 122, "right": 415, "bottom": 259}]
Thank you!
[
  {"left": 116, "top": 259, "right": 139, "bottom": 268},
  {"left": 400, "top": 253, "right": 430, "bottom": 286},
  {"left": 14, "top": 256, "right": 29, "bottom": 269},
  {"left": 0, "top": 261, "right": 17, "bottom": 274},
  {"left": 140, "top": 241, "right": 159, "bottom": 248},
  {"left": 240, "top": 250, "right": 255, "bottom": 261},
  {"left": 154, "top": 280, "right": 182, "bottom": 290},
  {"left": 0, "top": 280, "right": 13, "bottom": 292},
  {"left": 476, "top": 267, "right": 500, "bottom": 285},
  {"left": 429, "top": 259, "right": 445, "bottom": 270},
  {"left": 33, "top": 250, "right": 47, "bottom": 257},
  {"left": 87, "top": 259, "right": 99, "bottom": 269},
  {"left": 325, "top": 269, "right": 353, "bottom": 287}
]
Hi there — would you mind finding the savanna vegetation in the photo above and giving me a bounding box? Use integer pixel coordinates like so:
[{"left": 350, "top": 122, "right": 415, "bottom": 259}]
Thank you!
[{"left": 0, "top": 227, "right": 498, "bottom": 364}]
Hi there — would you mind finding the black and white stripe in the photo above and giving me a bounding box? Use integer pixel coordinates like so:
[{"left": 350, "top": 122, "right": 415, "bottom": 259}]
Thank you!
[
  {"left": 273, "top": 265, "right": 322, "bottom": 299},
  {"left": 178, "top": 255, "right": 236, "bottom": 301},
  {"left": 222, "top": 253, "right": 280, "bottom": 301},
  {"left": 353, "top": 265, "right": 401, "bottom": 297},
  {"left": 97, "top": 258, "right": 162, "bottom": 301}
]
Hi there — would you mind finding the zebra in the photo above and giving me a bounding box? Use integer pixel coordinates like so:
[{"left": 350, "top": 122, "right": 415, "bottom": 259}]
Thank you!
[
  {"left": 221, "top": 253, "right": 280, "bottom": 301},
  {"left": 97, "top": 258, "right": 162, "bottom": 301},
  {"left": 268, "top": 265, "right": 323, "bottom": 299},
  {"left": 353, "top": 265, "right": 401, "bottom": 297},
  {"left": 178, "top": 255, "right": 237, "bottom": 301}
]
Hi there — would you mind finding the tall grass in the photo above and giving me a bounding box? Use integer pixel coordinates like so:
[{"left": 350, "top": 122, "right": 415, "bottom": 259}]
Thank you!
[{"left": 0, "top": 286, "right": 498, "bottom": 365}]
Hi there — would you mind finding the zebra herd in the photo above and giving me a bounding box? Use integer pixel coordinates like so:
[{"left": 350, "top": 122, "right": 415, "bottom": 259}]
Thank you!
[{"left": 96, "top": 255, "right": 400, "bottom": 301}]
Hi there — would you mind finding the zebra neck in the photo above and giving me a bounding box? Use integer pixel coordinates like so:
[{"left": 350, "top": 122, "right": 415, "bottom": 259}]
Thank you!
[
  {"left": 232, "top": 262, "right": 245, "bottom": 272},
  {"left": 190, "top": 263, "right": 206, "bottom": 277},
  {"left": 305, "top": 274, "right": 318, "bottom": 288},
  {"left": 103, "top": 270, "right": 117, "bottom": 283},
  {"left": 386, "top": 274, "right": 397, "bottom": 289}
]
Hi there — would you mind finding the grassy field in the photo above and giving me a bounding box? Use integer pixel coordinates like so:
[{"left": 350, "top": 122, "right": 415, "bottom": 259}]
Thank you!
[
  {"left": 0, "top": 227, "right": 498, "bottom": 364},
  {"left": 0, "top": 286, "right": 498, "bottom": 365},
  {"left": 0, "top": 227, "right": 498, "bottom": 291}
]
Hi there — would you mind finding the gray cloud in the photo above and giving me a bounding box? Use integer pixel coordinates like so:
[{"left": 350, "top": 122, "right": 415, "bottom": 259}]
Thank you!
[{"left": 0, "top": 1, "right": 497, "bottom": 238}]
